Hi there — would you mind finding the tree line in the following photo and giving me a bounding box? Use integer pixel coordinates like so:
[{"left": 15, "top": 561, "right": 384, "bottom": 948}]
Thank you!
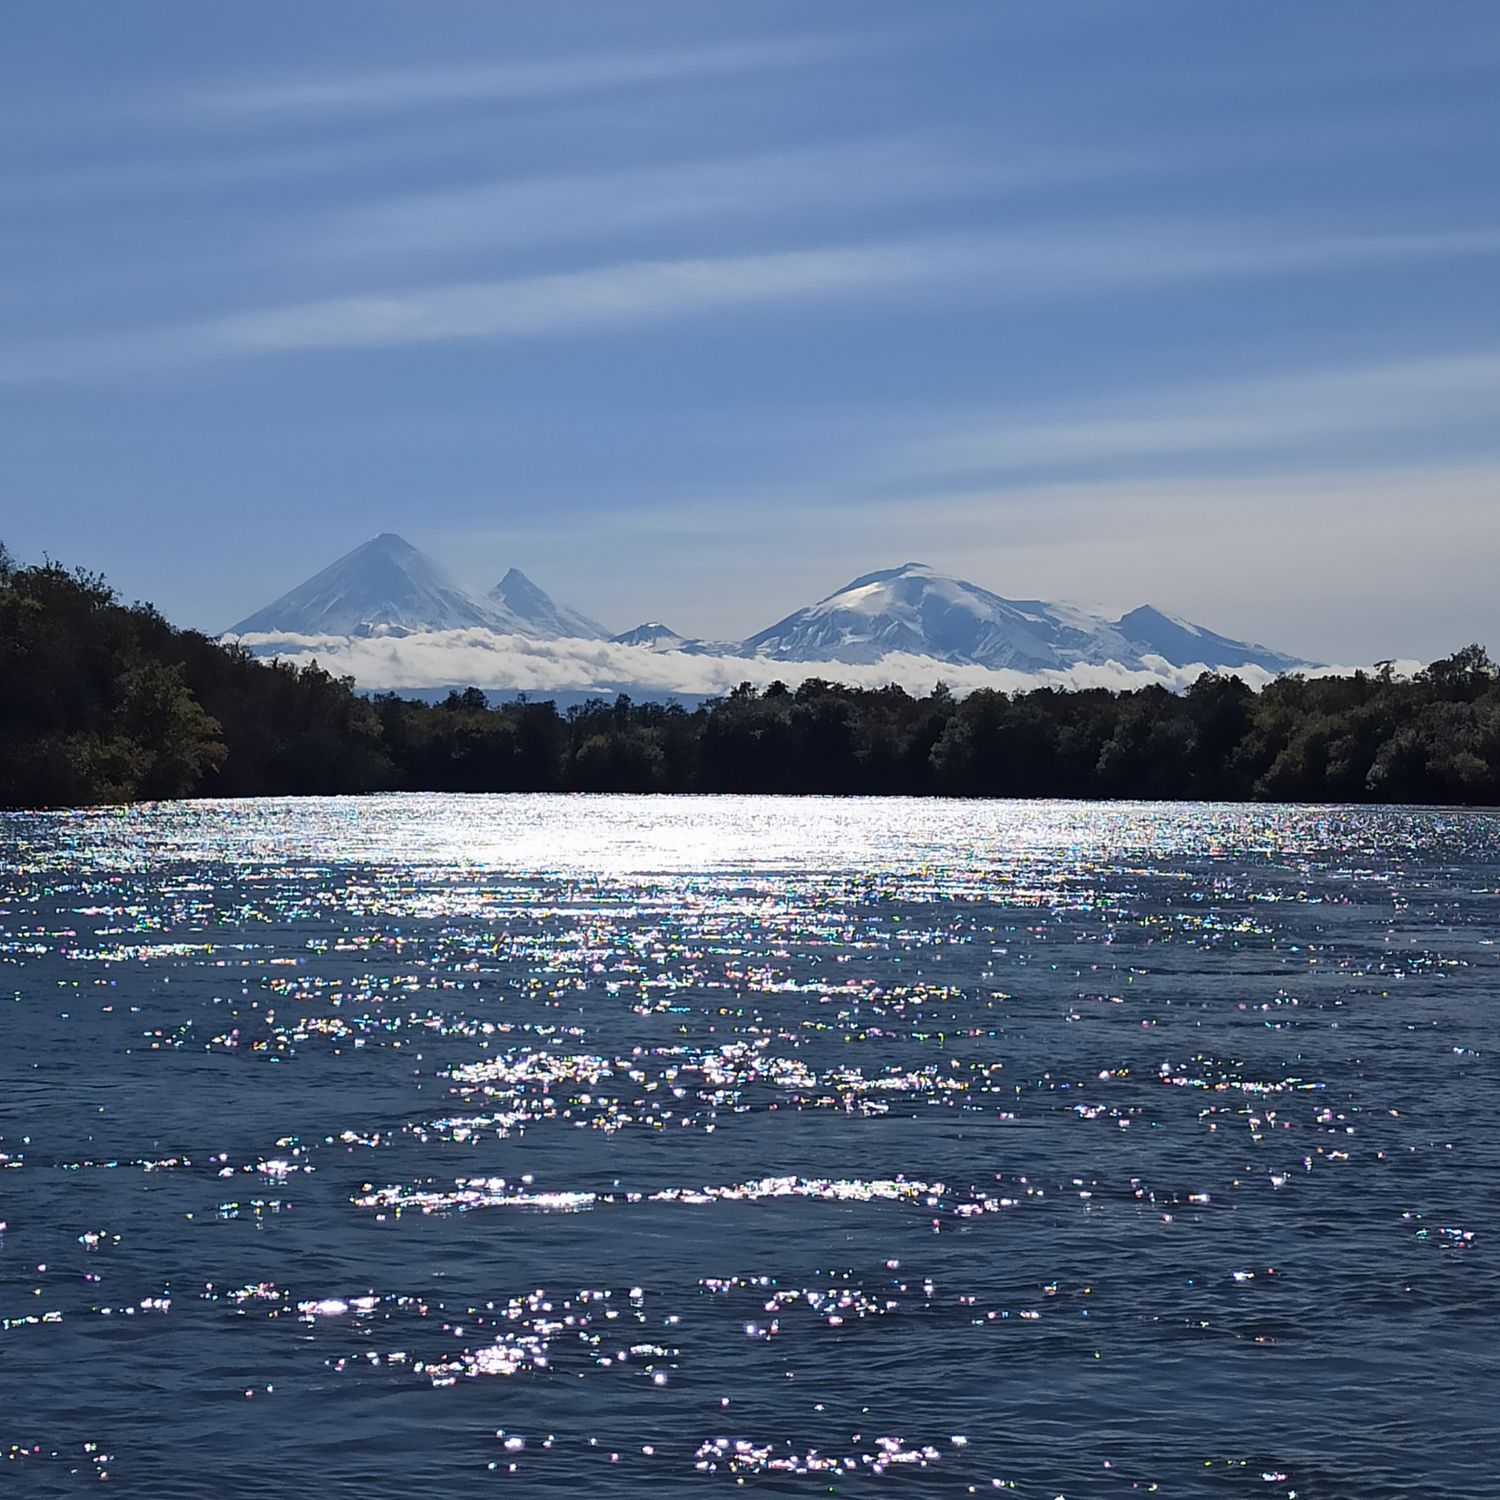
[{"left": 3, "top": 543, "right": 1499, "bottom": 808}]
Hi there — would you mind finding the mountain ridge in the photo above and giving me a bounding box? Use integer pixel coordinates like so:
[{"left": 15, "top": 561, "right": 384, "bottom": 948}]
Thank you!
[
  {"left": 229, "top": 533, "right": 606, "bottom": 641},
  {"left": 228, "top": 536, "right": 1313, "bottom": 675},
  {"left": 489, "top": 566, "right": 610, "bottom": 640},
  {"left": 740, "top": 562, "right": 1307, "bottom": 673},
  {"left": 228, "top": 532, "right": 502, "bottom": 637}
]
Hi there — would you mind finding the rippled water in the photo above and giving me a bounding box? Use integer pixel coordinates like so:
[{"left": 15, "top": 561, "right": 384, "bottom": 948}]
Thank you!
[{"left": 1, "top": 795, "right": 1496, "bottom": 1497}]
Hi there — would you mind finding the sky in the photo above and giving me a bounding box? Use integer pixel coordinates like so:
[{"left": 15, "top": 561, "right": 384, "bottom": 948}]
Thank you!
[{"left": 3, "top": 0, "right": 1499, "bottom": 666}]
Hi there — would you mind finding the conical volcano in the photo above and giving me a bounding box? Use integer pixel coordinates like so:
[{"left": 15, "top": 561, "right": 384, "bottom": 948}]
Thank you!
[
  {"left": 487, "top": 567, "right": 609, "bottom": 640},
  {"left": 228, "top": 533, "right": 503, "bottom": 636}
]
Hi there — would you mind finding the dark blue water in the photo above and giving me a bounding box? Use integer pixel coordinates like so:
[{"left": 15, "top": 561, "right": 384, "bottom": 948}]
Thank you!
[{"left": 1, "top": 796, "right": 1496, "bottom": 1496}]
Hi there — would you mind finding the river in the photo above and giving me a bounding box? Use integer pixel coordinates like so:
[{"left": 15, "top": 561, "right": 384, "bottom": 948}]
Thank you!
[{"left": 1, "top": 795, "right": 1495, "bottom": 1496}]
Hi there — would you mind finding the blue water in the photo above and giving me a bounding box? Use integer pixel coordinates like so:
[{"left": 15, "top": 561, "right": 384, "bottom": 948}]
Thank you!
[{"left": 1, "top": 795, "right": 1496, "bottom": 1497}]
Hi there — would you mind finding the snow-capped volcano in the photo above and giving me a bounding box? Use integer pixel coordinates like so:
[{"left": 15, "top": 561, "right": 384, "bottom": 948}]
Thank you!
[
  {"left": 228, "top": 535, "right": 608, "bottom": 640},
  {"left": 489, "top": 567, "right": 609, "bottom": 640},
  {"left": 227, "top": 540, "right": 1310, "bottom": 687},
  {"left": 743, "top": 563, "right": 1103, "bottom": 670},
  {"left": 613, "top": 621, "right": 689, "bottom": 649},
  {"left": 228, "top": 533, "right": 505, "bottom": 637},
  {"left": 610, "top": 622, "right": 732, "bottom": 656},
  {"left": 742, "top": 563, "right": 1307, "bottom": 673}
]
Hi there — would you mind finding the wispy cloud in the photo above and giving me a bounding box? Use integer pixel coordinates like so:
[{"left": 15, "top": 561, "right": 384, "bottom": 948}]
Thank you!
[
  {"left": 295, "top": 139, "right": 1033, "bottom": 264},
  {"left": 0, "top": 237, "right": 974, "bottom": 380},
  {"left": 206, "top": 239, "right": 970, "bottom": 353},
  {"left": 904, "top": 349, "right": 1500, "bottom": 476},
  {"left": 0, "top": 121, "right": 496, "bottom": 206},
  {"left": 7, "top": 221, "right": 1499, "bottom": 383},
  {"left": 185, "top": 38, "right": 846, "bottom": 119},
  {"left": 181, "top": 220, "right": 1500, "bottom": 357}
]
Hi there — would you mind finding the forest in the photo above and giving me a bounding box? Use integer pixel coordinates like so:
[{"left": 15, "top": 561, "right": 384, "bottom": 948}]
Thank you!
[{"left": 3, "top": 543, "right": 1499, "bottom": 808}]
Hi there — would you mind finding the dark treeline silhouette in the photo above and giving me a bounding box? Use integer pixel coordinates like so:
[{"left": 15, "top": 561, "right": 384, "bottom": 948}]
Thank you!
[{"left": 4, "top": 544, "right": 1500, "bottom": 808}]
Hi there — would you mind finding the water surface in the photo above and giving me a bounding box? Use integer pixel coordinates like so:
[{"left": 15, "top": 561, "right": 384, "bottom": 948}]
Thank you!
[{"left": 1, "top": 795, "right": 1496, "bottom": 1496}]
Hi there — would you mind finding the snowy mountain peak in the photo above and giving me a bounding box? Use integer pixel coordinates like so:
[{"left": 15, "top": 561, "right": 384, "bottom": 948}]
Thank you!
[
  {"left": 1111, "top": 604, "right": 1302, "bottom": 672},
  {"left": 1120, "top": 604, "right": 1200, "bottom": 636},
  {"left": 610, "top": 622, "right": 734, "bottom": 656},
  {"left": 613, "top": 621, "right": 684, "bottom": 647},
  {"left": 842, "top": 562, "right": 935, "bottom": 587},
  {"left": 744, "top": 565, "right": 1311, "bottom": 673},
  {"left": 228, "top": 533, "right": 503, "bottom": 637},
  {"left": 745, "top": 564, "right": 1077, "bottom": 669},
  {"left": 491, "top": 566, "right": 550, "bottom": 609},
  {"left": 488, "top": 568, "right": 609, "bottom": 640},
  {"left": 228, "top": 540, "right": 1311, "bottom": 680},
  {"left": 228, "top": 537, "right": 616, "bottom": 641}
]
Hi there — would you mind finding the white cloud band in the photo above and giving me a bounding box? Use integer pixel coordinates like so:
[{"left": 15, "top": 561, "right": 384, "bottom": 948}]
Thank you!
[{"left": 225, "top": 627, "right": 1322, "bottom": 698}]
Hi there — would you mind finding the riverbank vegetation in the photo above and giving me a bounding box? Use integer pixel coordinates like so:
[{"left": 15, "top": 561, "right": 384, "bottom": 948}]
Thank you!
[{"left": 4, "top": 545, "right": 1499, "bottom": 808}]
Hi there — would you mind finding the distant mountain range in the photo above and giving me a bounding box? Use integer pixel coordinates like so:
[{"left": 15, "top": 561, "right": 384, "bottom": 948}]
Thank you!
[{"left": 227, "top": 533, "right": 1311, "bottom": 676}]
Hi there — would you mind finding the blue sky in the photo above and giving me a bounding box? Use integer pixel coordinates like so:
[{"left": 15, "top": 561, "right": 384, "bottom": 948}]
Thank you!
[{"left": 3, "top": 0, "right": 1498, "bottom": 663}]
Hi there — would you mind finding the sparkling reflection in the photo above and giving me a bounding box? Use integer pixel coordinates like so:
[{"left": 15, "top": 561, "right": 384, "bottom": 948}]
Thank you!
[{"left": 1, "top": 795, "right": 1496, "bottom": 1493}]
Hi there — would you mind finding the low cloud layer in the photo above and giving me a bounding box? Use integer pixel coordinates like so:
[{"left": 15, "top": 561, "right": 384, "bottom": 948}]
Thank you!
[{"left": 226, "top": 628, "right": 1330, "bottom": 699}]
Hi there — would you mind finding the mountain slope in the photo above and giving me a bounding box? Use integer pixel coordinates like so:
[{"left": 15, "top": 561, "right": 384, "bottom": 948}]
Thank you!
[
  {"left": 610, "top": 622, "right": 735, "bottom": 656},
  {"left": 488, "top": 568, "right": 610, "bottom": 640},
  {"left": 612, "top": 621, "right": 690, "bottom": 649},
  {"left": 228, "top": 533, "right": 504, "bottom": 637},
  {"left": 228, "top": 540, "right": 1311, "bottom": 678},
  {"left": 742, "top": 563, "right": 1310, "bottom": 673},
  {"left": 743, "top": 563, "right": 1099, "bottom": 670},
  {"left": 1111, "top": 605, "right": 1304, "bottom": 672}
]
